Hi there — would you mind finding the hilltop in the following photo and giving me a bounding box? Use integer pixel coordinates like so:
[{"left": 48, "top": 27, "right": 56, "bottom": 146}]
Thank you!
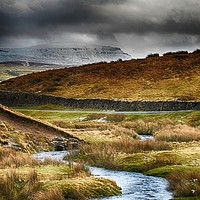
[
  {"left": 0, "top": 51, "right": 200, "bottom": 101},
  {"left": 0, "top": 45, "right": 131, "bottom": 66}
]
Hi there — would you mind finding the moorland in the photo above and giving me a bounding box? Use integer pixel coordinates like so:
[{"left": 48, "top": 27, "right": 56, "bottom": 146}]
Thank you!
[
  {"left": 0, "top": 50, "right": 200, "bottom": 101},
  {"left": 0, "top": 50, "right": 200, "bottom": 200}
]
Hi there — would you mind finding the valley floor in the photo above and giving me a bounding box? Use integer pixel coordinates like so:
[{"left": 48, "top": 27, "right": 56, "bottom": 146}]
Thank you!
[
  {"left": 0, "top": 104, "right": 200, "bottom": 199},
  {"left": 6, "top": 105, "right": 200, "bottom": 199}
]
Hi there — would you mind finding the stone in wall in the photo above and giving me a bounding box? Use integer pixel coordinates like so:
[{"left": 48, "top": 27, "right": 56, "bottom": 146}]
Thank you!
[{"left": 0, "top": 91, "right": 199, "bottom": 111}]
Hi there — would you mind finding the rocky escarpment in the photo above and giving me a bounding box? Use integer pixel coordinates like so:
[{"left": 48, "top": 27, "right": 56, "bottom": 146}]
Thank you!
[
  {"left": 0, "top": 45, "right": 131, "bottom": 66},
  {"left": 0, "top": 104, "right": 82, "bottom": 152},
  {"left": 0, "top": 91, "right": 199, "bottom": 111}
]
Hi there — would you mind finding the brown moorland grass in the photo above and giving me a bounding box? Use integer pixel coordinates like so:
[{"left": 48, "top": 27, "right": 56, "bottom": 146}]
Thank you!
[
  {"left": 0, "top": 170, "right": 41, "bottom": 200},
  {"left": 0, "top": 52, "right": 200, "bottom": 100},
  {"left": 0, "top": 153, "right": 39, "bottom": 168},
  {"left": 0, "top": 148, "right": 120, "bottom": 200},
  {"left": 53, "top": 121, "right": 140, "bottom": 142},
  {"left": 0, "top": 104, "right": 83, "bottom": 153},
  {"left": 120, "top": 120, "right": 170, "bottom": 135},
  {"left": 32, "top": 188, "right": 65, "bottom": 200},
  {"left": 155, "top": 124, "right": 200, "bottom": 142},
  {"left": 78, "top": 140, "right": 171, "bottom": 169},
  {"left": 0, "top": 146, "right": 15, "bottom": 159},
  {"left": 167, "top": 170, "right": 200, "bottom": 198}
]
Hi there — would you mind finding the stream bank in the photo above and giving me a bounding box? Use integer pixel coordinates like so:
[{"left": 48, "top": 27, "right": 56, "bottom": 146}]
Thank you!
[{"left": 33, "top": 151, "right": 173, "bottom": 200}]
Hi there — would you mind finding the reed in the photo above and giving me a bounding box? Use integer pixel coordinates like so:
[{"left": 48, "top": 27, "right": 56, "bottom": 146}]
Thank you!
[
  {"left": 68, "top": 163, "right": 91, "bottom": 178},
  {"left": 0, "top": 147, "right": 15, "bottom": 160},
  {"left": 167, "top": 170, "right": 200, "bottom": 197},
  {"left": 155, "top": 124, "right": 200, "bottom": 142},
  {"left": 0, "top": 153, "right": 39, "bottom": 168},
  {"left": 143, "top": 154, "right": 180, "bottom": 172},
  {"left": 32, "top": 188, "right": 64, "bottom": 200},
  {"left": 121, "top": 119, "right": 172, "bottom": 135},
  {"left": 79, "top": 139, "right": 171, "bottom": 169},
  {"left": 0, "top": 170, "right": 41, "bottom": 200},
  {"left": 42, "top": 157, "right": 63, "bottom": 166}
]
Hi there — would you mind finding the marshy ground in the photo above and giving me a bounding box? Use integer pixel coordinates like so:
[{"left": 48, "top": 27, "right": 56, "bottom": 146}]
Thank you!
[{"left": 7, "top": 104, "right": 200, "bottom": 200}]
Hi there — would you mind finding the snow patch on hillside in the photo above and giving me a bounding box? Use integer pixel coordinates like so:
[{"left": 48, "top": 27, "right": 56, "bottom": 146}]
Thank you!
[{"left": 0, "top": 45, "right": 131, "bottom": 66}]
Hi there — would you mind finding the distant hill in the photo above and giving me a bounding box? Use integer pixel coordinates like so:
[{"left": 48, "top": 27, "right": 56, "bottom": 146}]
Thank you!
[
  {"left": 0, "top": 62, "right": 60, "bottom": 82},
  {"left": 0, "top": 44, "right": 131, "bottom": 66},
  {"left": 0, "top": 51, "right": 200, "bottom": 101}
]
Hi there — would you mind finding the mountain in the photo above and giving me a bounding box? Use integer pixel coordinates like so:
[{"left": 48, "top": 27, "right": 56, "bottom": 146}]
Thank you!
[
  {"left": 0, "top": 51, "right": 200, "bottom": 101},
  {"left": 0, "top": 44, "right": 131, "bottom": 66}
]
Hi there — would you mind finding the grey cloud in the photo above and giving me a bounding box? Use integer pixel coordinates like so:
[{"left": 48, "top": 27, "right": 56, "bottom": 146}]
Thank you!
[{"left": 0, "top": 0, "right": 200, "bottom": 49}]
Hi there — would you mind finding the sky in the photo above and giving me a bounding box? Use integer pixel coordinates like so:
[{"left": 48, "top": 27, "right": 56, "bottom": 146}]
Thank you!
[{"left": 0, "top": 0, "right": 200, "bottom": 58}]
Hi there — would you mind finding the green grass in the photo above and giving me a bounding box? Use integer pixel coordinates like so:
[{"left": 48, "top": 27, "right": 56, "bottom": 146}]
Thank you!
[
  {"left": 14, "top": 109, "right": 88, "bottom": 122},
  {"left": 0, "top": 149, "right": 121, "bottom": 200},
  {"left": 145, "top": 166, "right": 200, "bottom": 177},
  {"left": 13, "top": 104, "right": 102, "bottom": 111},
  {"left": 126, "top": 111, "right": 200, "bottom": 127},
  {"left": 0, "top": 65, "right": 53, "bottom": 82},
  {"left": 44, "top": 177, "right": 121, "bottom": 200},
  {"left": 14, "top": 106, "right": 200, "bottom": 125}
]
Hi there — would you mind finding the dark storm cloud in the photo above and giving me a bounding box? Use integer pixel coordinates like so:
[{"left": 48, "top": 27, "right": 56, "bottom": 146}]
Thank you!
[
  {"left": 0, "top": 0, "right": 116, "bottom": 37},
  {"left": 0, "top": 0, "right": 200, "bottom": 48}
]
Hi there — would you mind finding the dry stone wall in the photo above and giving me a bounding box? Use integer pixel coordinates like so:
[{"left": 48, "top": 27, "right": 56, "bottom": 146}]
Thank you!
[{"left": 0, "top": 91, "right": 199, "bottom": 111}]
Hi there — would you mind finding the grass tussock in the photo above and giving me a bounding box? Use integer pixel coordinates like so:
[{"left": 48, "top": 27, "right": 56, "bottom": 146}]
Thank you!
[
  {"left": 155, "top": 124, "right": 200, "bottom": 142},
  {"left": 32, "top": 188, "right": 64, "bottom": 200},
  {"left": 0, "top": 153, "right": 40, "bottom": 168},
  {"left": 0, "top": 170, "right": 41, "bottom": 200},
  {"left": 42, "top": 157, "right": 63, "bottom": 166},
  {"left": 167, "top": 170, "right": 200, "bottom": 198},
  {"left": 144, "top": 153, "right": 181, "bottom": 172},
  {"left": 0, "top": 146, "right": 15, "bottom": 159},
  {"left": 68, "top": 163, "right": 91, "bottom": 178},
  {"left": 79, "top": 142, "right": 119, "bottom": 169},
  {"left": 44, "top": 177, "right": 121, "bottom": 200},
  {"left": 79, "top": 139, "right": 171, "bottom": 169},
  {"left": 121, "top": 120, "right": 158, "bottom": 135},
  {"left": 54, "top": 121, "right": 140, "bottom": 142},
  {"left": 121, "top": 119, "right": 173, "bottom": 135}
]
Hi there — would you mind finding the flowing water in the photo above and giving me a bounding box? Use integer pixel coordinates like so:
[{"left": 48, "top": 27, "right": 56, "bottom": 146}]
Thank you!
[
  {"left": 140, "top": 135, "right": 155, "bottom": 141},
  {"left": 33, "top": 151, "right": 173, "bottom": 200}
]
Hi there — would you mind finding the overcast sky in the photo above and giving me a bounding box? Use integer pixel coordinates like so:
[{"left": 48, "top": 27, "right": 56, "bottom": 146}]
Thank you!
[{"left": 1, "top": 0, "right": 200, "bottom": 57}]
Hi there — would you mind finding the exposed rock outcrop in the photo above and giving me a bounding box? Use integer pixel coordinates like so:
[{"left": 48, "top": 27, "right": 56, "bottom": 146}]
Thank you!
[{"left": 0, "top": 103, "right": 83, "bottom": 152}]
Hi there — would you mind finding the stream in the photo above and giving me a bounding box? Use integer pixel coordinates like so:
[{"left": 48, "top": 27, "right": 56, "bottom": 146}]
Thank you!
[{"left": 33, "top": 151, "right": 173, "bottom": 200}]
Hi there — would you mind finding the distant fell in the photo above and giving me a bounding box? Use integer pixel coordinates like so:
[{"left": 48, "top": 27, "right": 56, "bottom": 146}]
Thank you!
[
  {"left": 0, "top": 44, "right": 131, "bottom": 66},
  {"left": 0, "top": 51, "right": 200, "bottom": 101}
]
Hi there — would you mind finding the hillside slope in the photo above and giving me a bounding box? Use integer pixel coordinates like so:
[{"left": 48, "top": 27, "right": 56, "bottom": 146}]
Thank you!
[
  {"left": 0, "top": 52, "right": 200, "bottom": 101},
  {"left": 0, "top": 62, "right": 57, "bottom": 82},
  {"left": 0, "top": 104, "right": 81, "bottom": 152}
]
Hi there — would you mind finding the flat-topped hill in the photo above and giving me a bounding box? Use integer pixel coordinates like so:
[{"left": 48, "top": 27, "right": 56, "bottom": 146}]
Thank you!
[{"left": 0, "top": 51, "right": 200, "bottom": 101}]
